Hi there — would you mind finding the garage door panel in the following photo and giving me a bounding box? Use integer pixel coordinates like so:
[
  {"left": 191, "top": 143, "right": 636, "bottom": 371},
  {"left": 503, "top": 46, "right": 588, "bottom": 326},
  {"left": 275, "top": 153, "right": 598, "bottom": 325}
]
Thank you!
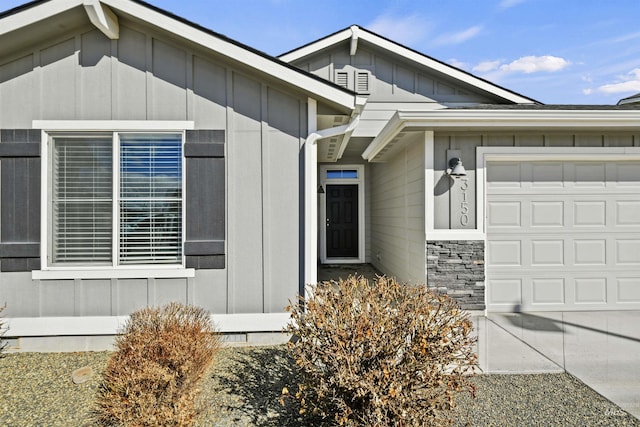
[
  {"left": 531, "top": 163, "right": 563, "bottom": 187},
  {"left": 574, "top": 162, "right": 606, "bottom": 186},
  {"left": 616, "top": 201, "right": 640, "bottom": 225},
  {"left": 616, "top": 240, "right": 640, "bottom": 264},
  {"left": 573, "top": 239, "right": 607, "bottom": 265},
  {"left": 531, "top": 201, "right": 564, "bottom": 227},
  {"left": 532, "top": 278, "right": 565, "bottom": 304},
  {"left": 531, "top": 240, "right": 564, "bottom": 265},
  {"left": 575, "top": 278, "right": 607, "bottom": 304},
  {"left": 573, "top": 201, "right": 606, "bottom": 226},
  {"left": 617, "top": 278, "right": 640, "bottom": 303},
  {"left": 488, "top": 278, "right": 522, "bottom": 306},
  {"left": 487, "top": 240, "right": 521, "bottom": 265},
  {"left": 486, "top": 162, "right": 521, "bottom": 188},
  {"left": 487, "top": 160, "right": 640, "bottom": 311},
  {"left": 616, "top": 164, "right": 640, "bottom": 187},
  {"left": 487, "top": 201, "right": 521, "bottom": 227}
]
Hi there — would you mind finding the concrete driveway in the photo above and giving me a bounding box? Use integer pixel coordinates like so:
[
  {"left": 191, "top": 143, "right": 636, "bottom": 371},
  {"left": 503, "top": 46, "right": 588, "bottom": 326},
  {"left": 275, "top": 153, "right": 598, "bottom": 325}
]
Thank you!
[{"left": 475, "top": 311, "right": 640, "bottom": 419}]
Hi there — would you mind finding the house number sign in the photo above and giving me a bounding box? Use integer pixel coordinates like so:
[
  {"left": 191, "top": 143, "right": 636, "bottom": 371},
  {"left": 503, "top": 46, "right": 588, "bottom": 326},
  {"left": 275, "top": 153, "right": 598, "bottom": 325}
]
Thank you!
[
  {"left": 459, "top": 177, "right": 470, "bottom": 226},
  {"left": 449, "top": 176, "right": 473, "bottom": 229}
]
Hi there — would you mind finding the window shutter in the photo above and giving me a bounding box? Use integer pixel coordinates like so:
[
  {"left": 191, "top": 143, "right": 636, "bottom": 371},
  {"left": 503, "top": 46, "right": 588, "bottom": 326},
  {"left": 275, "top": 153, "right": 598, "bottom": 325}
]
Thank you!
[
  {"left": 184, "top": 130, "right": 225, "bottom": 269},
  {"left": 0, "top": 130, "right": 41, "bottom": 272}
]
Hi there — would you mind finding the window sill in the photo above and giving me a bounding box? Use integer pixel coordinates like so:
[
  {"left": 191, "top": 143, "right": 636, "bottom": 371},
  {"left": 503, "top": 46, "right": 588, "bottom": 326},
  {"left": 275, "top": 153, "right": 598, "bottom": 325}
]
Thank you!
[{"left": 32, "top": 267, "right": 196, "bottom": 280}]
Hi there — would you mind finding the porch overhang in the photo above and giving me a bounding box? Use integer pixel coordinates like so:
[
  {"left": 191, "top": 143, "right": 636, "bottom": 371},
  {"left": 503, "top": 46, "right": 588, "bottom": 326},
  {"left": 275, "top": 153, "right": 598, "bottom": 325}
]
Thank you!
[{"left": 362, "top": 108, "right": 640, "bottom": 162}]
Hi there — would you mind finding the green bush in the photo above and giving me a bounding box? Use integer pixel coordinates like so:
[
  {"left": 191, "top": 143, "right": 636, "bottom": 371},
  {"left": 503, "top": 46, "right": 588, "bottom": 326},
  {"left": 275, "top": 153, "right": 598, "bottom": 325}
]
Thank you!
[
  {"left": 94, "top": 302, "right": 221, "bottom": 427},
  {"left": 284, "top": 275, "right": 477, "bottom": 427}
]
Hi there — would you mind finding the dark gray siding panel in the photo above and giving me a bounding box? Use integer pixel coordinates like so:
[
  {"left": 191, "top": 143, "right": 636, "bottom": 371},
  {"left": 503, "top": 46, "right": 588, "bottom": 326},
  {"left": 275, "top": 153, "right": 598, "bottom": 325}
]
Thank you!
[
  {"left": 0, "top": 129, "right": 41, "bottom": 272},
  {"left": 185, "top": 129, "right": 225, "bottom": 269}
]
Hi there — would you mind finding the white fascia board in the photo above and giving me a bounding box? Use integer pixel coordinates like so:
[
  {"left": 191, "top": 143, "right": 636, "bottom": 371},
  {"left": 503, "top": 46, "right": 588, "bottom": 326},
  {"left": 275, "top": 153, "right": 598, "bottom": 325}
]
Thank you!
[
  {"left": 393, "top": 109, "right": 640, "bottom": 129},
  {"left": 279, "top": 28, "right": 352, "bottom": 62},
  {"left": 356, "top": 31, "right": 536, "bottom": 104},
  {"left": 0, "top": 0, "right": 84, "bottom": 36},
  {"left": 363, "top": 109, "right": 640, "bottom": 161},
  {"left": 361, "top": 111, "right": 405, "bottom": 160},
  {"left": 6, "top": 313, "right": 291, "bottom": 337},
  {"left": 100, "top": 0, "right": 355, "bottom": 111},
  {"left": 279, "top": 25, "right": 534, "bottom": 105}
]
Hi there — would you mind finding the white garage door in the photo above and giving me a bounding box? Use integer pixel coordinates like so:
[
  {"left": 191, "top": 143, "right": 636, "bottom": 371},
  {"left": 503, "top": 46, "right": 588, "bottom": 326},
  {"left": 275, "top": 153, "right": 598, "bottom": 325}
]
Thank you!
[{"left": 486, "top": 160, "right": 640, "bottom": 311}]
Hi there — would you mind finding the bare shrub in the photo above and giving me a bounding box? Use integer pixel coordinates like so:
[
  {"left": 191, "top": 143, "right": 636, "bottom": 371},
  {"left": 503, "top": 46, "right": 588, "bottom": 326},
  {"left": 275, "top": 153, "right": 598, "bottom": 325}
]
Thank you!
[
  {"left": 0, "top": 304, "right": 7, "bottom": 356},
  {"left": 94, "top": 302, "right": 221, "bottom": 427},
  {"left": 284, "top": 275, "right": 477, "bottom": 427}
]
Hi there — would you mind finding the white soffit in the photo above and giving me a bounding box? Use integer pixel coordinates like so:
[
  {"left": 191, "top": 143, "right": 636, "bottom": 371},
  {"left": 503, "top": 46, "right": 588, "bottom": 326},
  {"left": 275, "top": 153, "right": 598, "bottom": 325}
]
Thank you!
[
  {"left": 362, "top": 109, "right": 640, "bottom": 162},
  {"left": 279, "top": 26, "right": 537, "bottom": 105}
]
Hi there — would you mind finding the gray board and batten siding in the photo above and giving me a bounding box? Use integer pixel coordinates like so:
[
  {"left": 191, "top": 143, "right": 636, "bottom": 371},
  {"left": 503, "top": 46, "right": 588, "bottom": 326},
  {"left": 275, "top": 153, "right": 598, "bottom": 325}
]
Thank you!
[
  {"left": 0, "top": 18, "right": 309, "bottom": 318},
  {"left": 289, "top": 41, "right": 508, "bottom": 138}
]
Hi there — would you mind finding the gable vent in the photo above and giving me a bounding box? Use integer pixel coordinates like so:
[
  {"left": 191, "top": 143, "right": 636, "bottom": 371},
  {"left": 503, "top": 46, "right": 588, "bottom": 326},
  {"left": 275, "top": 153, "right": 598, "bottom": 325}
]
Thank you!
[
  {"left": 356, "top": 71, "right": 370, "bottom": 93},
  {"left": 335, "top": 71, "right": 349, "bottom": 88}
]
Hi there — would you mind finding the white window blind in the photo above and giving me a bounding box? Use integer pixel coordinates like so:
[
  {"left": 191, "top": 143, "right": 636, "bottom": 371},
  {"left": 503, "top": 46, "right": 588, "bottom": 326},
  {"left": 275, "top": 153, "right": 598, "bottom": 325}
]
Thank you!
[
  {"left": 51, "top": 133, "right": 183, "bottom": 266},
  {"left": 52, "top": 137, "right": 113, "bottom": 263},
  {"left": 119, "top": 135, "right": 182, "bottom": 264}
]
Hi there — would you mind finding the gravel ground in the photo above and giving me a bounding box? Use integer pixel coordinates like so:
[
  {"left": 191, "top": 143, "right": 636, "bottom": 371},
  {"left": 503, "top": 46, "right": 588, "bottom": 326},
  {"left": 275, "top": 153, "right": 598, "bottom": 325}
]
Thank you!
[{"left": 1, "top": 346, "right": 639, "bottom": 427}]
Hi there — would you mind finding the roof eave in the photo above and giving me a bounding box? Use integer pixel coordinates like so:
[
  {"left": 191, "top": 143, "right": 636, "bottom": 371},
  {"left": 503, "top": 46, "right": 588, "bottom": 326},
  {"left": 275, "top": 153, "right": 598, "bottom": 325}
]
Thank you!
[
  {"left": 0, "top": 0, "right": 357, "bottom": 112},
  {"left": 363, "top": 109, "right": 640, "bottom": 161},
  {"left": 279, "top": 25, "right": 539, "bottom": 106}
]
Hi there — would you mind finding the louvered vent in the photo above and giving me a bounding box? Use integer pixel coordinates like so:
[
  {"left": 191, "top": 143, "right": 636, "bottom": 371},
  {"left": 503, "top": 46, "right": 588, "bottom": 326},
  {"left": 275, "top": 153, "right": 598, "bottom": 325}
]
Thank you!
[
  {"left": 335, "top": 71, "right": 349, "bottom": 88},
  {"left": 356, "top": 71, "right": 370, "bottom": 93}
]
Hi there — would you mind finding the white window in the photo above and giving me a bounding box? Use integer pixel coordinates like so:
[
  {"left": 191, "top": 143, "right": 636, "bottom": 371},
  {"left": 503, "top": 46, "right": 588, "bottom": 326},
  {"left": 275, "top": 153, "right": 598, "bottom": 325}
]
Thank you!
[{"left": 48, "top": 132, "right": 183, "bottom": 267}]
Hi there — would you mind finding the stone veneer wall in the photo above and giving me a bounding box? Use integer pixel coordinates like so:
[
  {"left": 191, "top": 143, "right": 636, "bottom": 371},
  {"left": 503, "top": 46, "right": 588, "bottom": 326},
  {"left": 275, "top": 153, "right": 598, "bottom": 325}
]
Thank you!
[{"left": 426, "top": 241, "right": 485, "bottom": 310}]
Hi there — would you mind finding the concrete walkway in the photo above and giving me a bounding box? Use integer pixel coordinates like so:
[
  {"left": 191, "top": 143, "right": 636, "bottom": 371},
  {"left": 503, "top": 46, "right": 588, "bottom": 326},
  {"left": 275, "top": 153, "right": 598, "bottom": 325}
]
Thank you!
[{"left": 476, "top": 311, "right": 640, "bottom": 419}]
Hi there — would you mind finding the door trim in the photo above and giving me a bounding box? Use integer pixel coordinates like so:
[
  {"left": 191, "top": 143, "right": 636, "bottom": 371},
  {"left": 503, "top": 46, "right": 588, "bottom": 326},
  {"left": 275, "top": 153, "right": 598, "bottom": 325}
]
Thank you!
[{"left": 319, "top": 165, "right": 365, "bottom": 264}]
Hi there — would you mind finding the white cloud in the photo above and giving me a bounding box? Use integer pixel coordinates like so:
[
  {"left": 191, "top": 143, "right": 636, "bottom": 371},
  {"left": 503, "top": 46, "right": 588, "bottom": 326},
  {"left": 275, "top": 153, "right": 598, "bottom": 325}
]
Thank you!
[
  {"left": 597, "top": 68, "right": 640, "bottom": 94},
  {"left": 434, "top": 25, "right": 483, "bottom": 45},
  {"left": 473, "top": 60, "right": 502, "bottom": 73},
  {"left": 500, "top": 55, "right": 570, "bottom": 73},
  {"left": 367, "top": 14, "right": 430, "bottom": 46}
]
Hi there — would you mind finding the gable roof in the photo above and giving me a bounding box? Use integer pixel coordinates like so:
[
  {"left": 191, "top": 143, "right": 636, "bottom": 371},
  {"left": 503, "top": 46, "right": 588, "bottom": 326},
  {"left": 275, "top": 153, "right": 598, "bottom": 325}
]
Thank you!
[
  {"left": 0, "top": 0, "right": 358, "bottom": 112},
  {"left": 618, "top": 92, "right": 640, "bottom": 105},
  {"left": 279, "top": 25, "right": 539, "bottom": 105}
]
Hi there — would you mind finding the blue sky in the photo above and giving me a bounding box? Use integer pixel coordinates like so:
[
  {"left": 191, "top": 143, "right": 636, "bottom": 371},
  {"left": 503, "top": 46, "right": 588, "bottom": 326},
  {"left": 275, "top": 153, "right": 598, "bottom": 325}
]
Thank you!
[{"left": 3, "top": 0, "right": 640, "bottom": 104}]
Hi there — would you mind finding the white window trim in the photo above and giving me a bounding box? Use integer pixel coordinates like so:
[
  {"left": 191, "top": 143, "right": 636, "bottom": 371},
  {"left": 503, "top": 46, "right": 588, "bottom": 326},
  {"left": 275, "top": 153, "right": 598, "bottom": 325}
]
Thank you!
[
  {"left": 319, "top": 164, "right": 366, "bottom": 264},
  {"left": 34, "top": 121, "right": 195, "bottom": 280},
  {"left": 33, "top": 120, "right": 195, "bottom": 131}
]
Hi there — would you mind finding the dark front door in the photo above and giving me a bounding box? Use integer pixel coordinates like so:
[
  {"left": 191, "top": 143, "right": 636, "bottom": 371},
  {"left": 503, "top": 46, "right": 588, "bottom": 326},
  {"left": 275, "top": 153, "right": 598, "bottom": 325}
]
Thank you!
[{"left": 326, "top": 184, "right": 358, "bottom": 258}]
